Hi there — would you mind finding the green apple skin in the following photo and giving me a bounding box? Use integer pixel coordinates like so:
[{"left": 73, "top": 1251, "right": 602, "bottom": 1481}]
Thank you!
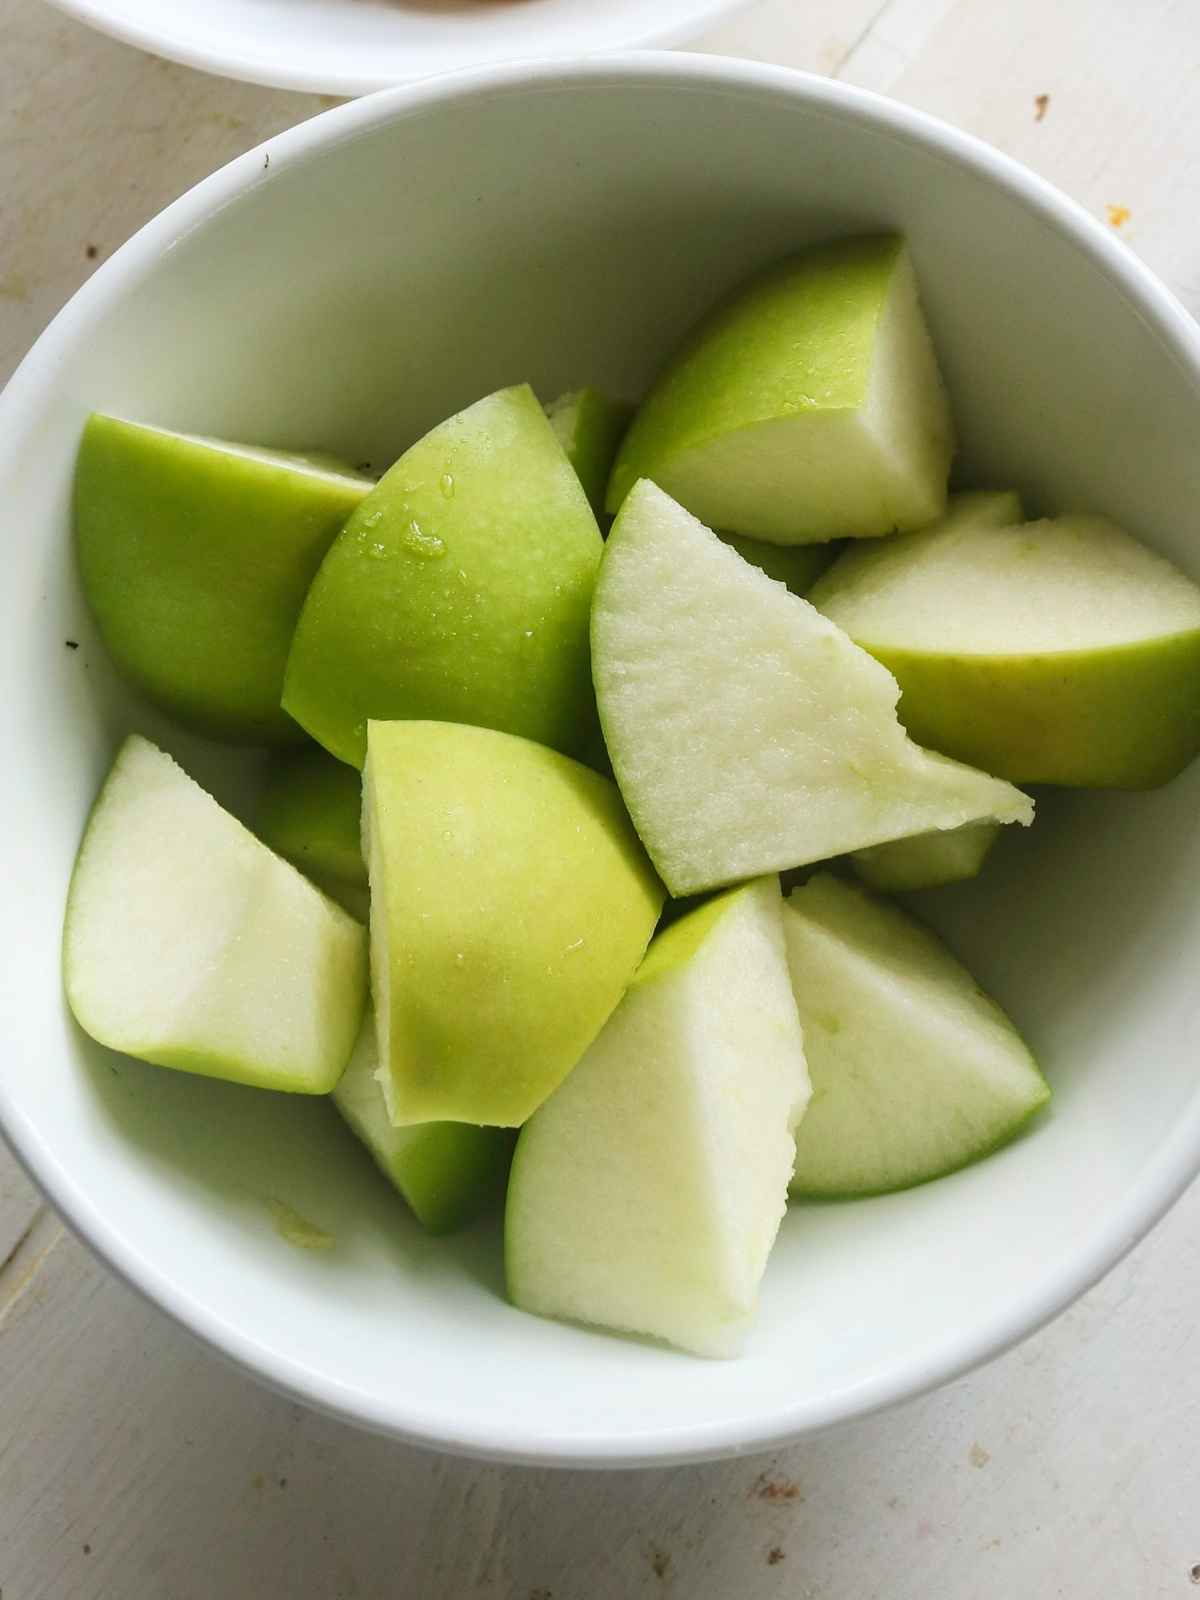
[
  {"left": 64, "top": 735, "right": 367, "bottom": 1093},
  {"left": 783, "top": 874, "right": 1048, "bottom": 1197},
  {"left": 850, "top": 820, "right": 1001, "bottom": 892},
  {"left": 719, "top": 534, "right": 838, "bottom": 595},
  {"left": 334, "top": 1012, "right": 513, "bottom": 1233},
  {"left": 256, "top": 748, "right": 367, "bottom": 917},
  {"left": 813, "top": 511, "right": 1200, "bottom": 787},
  {"left": 506, "top": 877, "right": 809, "bottom": 1358},
  {"left": 606, "top": 235, "right": 954, "bottom": 543},
  {"left": 75, "top": 415, "right": 372, "bottom": 743},
  {"left": 545, "top": 388, "right": 632, "bottom": 515},
  {"left": 364, "top": 720, "right": 664, "bottom": 1128},
  {"left": 282, "top": 386, "right": 603, "bottom": 769}
]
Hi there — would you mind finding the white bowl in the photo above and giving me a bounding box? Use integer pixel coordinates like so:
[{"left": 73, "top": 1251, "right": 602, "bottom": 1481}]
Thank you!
[
  {"left": 4, "top": 56, "right": 1200, "bottom": 1468},
  {"left": 42, "top": 0, "right": 746, "bottom": 95}
]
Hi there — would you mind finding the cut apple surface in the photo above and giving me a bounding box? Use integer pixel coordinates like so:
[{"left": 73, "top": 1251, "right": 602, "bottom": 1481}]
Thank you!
[
  {"left": 606, "top": 235, "right": 954, "bottom": 542},
  {"left": 283, "top": 385, "right": 603, "bottom": 769},
  {"left": 64, "top": 735, "right": 367, "bottom": 1092},
  {"left": 783, "top": 874, "right": 1048, "bottom": 1195},
  {"left": 506, "top": 877, "right": 809, "bottom": 1357},
  {"left": 850, "top": 820, "right": 1000, "bottom": 892},
  {"left": 257, "top": 747, "right": 367, "bottom": 918},
  {"left": 592, "top": 481, "right": 1033, "bottom": 896},
  {"left": 363, "top": 720, "right": 664, "bottom": 1129},
  {"left": 334, "top": 1011, "right": 512, "bottom": 1233},
  {"left": 545, "top": 387, "right": 631, "bottom": 515},
  {"left": 812, "top": 510, "right": 1200, "bottom": 786},
  {"left": 75, "top": 415, "right": 372, "bottom": 743}
]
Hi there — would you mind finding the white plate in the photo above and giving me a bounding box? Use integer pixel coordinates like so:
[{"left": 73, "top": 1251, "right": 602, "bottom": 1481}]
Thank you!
[
  {"left": 4, "top": 56, "right": 1200, "bottom": 1467},
  {"left": 43, "top": 0, "right": 747, "bottom": 95}
]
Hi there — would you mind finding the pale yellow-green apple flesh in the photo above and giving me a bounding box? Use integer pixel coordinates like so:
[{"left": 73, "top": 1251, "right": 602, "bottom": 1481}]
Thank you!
[
  {"left": 64, "top": 735, "right": 367, "bottom": 1092},
  {"left": 545, "top": 387, "right": 631, "bottom": 515},
  {"left": 850, "top": 820, "right": 1001, "bottom": 892},
  {"left": 812, "top": 510, "right": 1200, "bottom": 787},
  {"left": 591, "top": 481, "right": 1033, "bottom": 897},
  {"left": 75, "top": 415, "right": 372, "bottom": 743},
  {"left": 783, "top": 874, "right": 1048, "bottom": 1196},
  {"left": 718, "top": 534, "right": 837, "bottom": 595},
  {"left": 363, "top": 720, "right": 664, "bottom": 1128},
  {"left": 606, "top": 235, "right": 954, "bottom": 543},
  {"left": 506, "top": 877, "right": 809, "bottom": 1358},
  {"left": 333, "top": 1010, "right": 512, "bottom": 1233},
  {"left": 283, "top": 385, "right": 603, "bottom": 769},
  {"left": 256, "top": 747, "right": 367, "bottom": 918}
]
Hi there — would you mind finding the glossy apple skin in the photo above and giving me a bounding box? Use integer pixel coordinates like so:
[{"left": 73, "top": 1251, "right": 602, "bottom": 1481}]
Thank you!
[
  {"left": 545, "top": 387, "right": 632, "bottom": 514},
  {"left": 283, "top": 385, "right": 604, "bottom": 769},
  {"left": 364, "top": 720, "right": 664, "bottom": 1128},
  {"left": 75, "top": 415, "right": 370, "bottom": 743}
]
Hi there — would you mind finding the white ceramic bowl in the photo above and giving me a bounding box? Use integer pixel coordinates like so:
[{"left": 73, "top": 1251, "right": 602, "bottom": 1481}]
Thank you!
[
  {"left": 43, "top": 0, "right": 746, "bottom": 95},
  {"left": 4, "top": 55, "right": 1200, "bottom": 1468}
]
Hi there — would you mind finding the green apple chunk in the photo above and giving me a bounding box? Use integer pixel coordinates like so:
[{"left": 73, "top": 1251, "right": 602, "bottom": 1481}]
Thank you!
[
  {"left": 783, "top": 874, "right": 1048, "bottom": 1196},
  {"left": 592, "top": 481, "right": 1033, "bottom": 897},
  {"left": 506, "top": 877, "right": 809, "bottom": 1357},
  {"left": 256, "top": 748, "right": 367, "bottom": 918},
  {"left": 850, "top": 820, "right": 1001, "bottom": 892},
  {"left": 283, "top": 385, "right": 603, "bottom": 768},
  {"left": 363, "top": 720, "right": 664, "bottom": 1128},
  {"left": 607, "top": 235, "right": 954, "bottom": 542},
  {"left": 334, "top": 1011, "right": 512, "bottom": 1233},
  {"left": 718, "top": 534, "right": 837, "bottom": 595},
  {"left": 811, "top": 510, "right": 1200, "bottom": 786},
  {"left": 75, "top": 415, "right": 372, "bottom": 743},
  {"left": 545, "top": 387, "right": 631, "bottom": 514},
  {"left": 64, "top": 735, "right": 367, "bottom": 1092}
]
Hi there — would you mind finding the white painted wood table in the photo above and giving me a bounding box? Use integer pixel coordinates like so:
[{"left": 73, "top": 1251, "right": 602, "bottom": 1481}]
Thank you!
[{"left": 3, "top": 1, "right": 1200, "bottom": 1593}]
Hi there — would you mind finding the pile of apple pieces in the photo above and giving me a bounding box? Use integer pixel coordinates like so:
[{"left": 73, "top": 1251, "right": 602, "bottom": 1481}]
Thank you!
[{"left": 65, "top": 233, "right": 1200, "bottom": 1358}]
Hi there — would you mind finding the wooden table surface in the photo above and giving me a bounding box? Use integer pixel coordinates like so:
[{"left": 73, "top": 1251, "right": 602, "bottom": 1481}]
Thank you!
[{"left": 4, "top": 1, "right": 1200, "bottom": 1593}]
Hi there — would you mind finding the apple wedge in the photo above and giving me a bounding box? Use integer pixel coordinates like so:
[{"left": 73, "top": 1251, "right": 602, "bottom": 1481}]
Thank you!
[
  {"left": 283, "top": 385, "right": 603, "bottom": 769},
  {"left": 849, "top": 819, "right": 1001, "bottom": 892},
  {"left": 257, "top": 748, "right": 367, "bottom": 918},
  {"left": 592, "top": 481, "right": 1033, "bottom": 896},
  {"left": 545, "top": 387, "right": 631, "bottom": 514},
  {"left": 718, "top": 534, "right": 837, "bottom": 595},
  {"left": 363, "top": 720, "right": 663, "bottom": 1128},
  {"left": 75, "top": 415, "right": 372, "bottom": 743},
  {"left": 334, "top": 1011, "right": 512, "bottom": 1233},
  {"left": 811, "top": 510, "right": 1200, "bottom": 786},
  {"left": 64, "top": 735, "right": 367, "bottom": 1092},
  {"left": 783, "top": 874, "right": 1048, "bottom": 1195},
  {"left": 506, "top": 877, "right": 809, "bottom": 1358},
  {"left": 606, "top": 235, "right": 954, "bottom": 542}
]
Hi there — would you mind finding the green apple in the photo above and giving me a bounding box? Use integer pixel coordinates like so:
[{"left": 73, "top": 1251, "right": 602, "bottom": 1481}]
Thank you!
[
  {"left": 718, "top": 534, "right": 837, "bottom": 595},
  {"left": 545, "top": 387, "right": 631, "bottom": 514},
  {"left": 64, "top": 735, "right": 367, "bottom": 1092},
  {"left": 812, "top": 510, "right": 1200, "bottom": 786},
  {"left": 75, "top": 415, "right": 372, "bottom": 743},
  {"left": 606, "top": 235, "right": 954, "bottom": 542},
  {"left": 592, "top": 481, "right": 1033, "bottom": 897},
  {"left": 506, "top": 877, "right": 809, "bottom": 1357},
  {"left": 283, "top": 385, "right": 603, "bottom": 769},
  {"left": 334, "top": 1010, "right": 512, "bottom": 1233},
  {"left": 363, "top": 720, "right": 663, "bottom": 1128},
  {"left": 783, "top": 874, "right": 1048, "bottom": 1195},
  {"left": 256, "top": 748, "right": 367, "bottom": 918},
  {"left": 849, "top": 820, "right": 1000, "bottom": 892}
]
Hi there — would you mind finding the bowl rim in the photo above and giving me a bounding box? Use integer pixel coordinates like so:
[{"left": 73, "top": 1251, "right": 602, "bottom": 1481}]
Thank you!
[
  {"left": 5, "top": 51, "right": 1200, "bottom": 1469},
  {"left": 40, "top": 0, "right": 753, "bottom": 97}
]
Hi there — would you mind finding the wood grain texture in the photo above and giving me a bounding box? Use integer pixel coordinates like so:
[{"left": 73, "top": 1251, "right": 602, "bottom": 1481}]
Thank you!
[{"left": 4, "top": 0, "right": 1200, "bottom": 1594}]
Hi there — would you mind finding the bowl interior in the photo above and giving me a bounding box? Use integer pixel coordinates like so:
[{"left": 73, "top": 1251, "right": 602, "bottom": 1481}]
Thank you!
[{"left": 4, "top": 62, "right": 1200, "bottom": 1465}]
